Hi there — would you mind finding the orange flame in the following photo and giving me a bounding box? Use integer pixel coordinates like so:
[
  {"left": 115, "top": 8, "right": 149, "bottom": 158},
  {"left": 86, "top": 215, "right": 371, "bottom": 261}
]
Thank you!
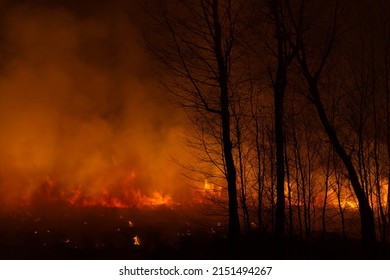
[
  {"left": 203, "top": 179, "right": 222, "bottom": 196},
  {"left": 133, "top": 236, "right": 141, "bottom": 246},
  {"left": 20, "top": 175, "right": 176, "bottom": 209}
]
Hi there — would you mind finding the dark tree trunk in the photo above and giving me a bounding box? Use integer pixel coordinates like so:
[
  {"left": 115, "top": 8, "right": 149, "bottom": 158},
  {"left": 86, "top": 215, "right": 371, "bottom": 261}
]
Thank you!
[
  {"left": 235, "top": 113, "right": 251, "bottom": 232},
  {"left": 269, "top": 133, "right": 276, "bottom": 235},
  {"left": 255, "top": 116, "right": 264, "bottom": 232},
  {"left": 333, "top": 157, "right": 347, "bottom": 241},
  {"left": 309, "top": 80, "right": 376, "bottom": 255},
  {"left": 285, "top": 139, "right": 293, "bottom": 241},
  {"left": 222, "top": 97, "right": 241, "bottom": 241},
  {"left": 372, "top": 83, "right": 387, "bottom": 245},
  {"left": 384, "top": 46, "right": 390, "bottom": 243},
  {"left": 269, "top": 0, "right": 289, "bottom": 255},
  {"left": 212, "top": 0, "right": 241, "bottom": 241},
  {"left": 275, "top": 76, "right": 286, "bottom": 248},
  {"left": 321, "top": 147, "right": 332, "bottom": 239}
]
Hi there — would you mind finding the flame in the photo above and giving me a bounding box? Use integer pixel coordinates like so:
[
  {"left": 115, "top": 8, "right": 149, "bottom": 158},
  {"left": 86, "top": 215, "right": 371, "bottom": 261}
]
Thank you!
[
  {"left": 203, "top": 179, "right": 222, "bottom": 197},
  {"left": 19, "top": 175, "right": 176, "bottom": 209},
  {"left": 204, "top": 179, "right": 213, "bottom": 191},
  {"left": 133, "top": 236, "right": 141, "bottom": 246},
  {"left": 142, "top": 191, "right": 174, "bottom": 207},
  {"left": 192, "top": 179, "right": 224, "bottom": 205},
  {"left": 66, "top": 188, "right": 175, "bottom": 209}
]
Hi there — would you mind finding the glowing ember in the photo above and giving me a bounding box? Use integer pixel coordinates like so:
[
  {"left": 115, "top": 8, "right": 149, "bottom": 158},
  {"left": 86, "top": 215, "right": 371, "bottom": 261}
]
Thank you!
[{"left": 133, "top": 236, "right": 141, "bottom": 246}]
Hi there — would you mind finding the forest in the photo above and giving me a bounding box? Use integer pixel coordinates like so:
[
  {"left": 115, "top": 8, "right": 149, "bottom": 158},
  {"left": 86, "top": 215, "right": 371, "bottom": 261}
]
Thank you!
[
  {"left": 0, "top": 0, "right": 389, "bottom": 260},
  {"left": 140, "top": 0, "right": 390, "bottom": 258}
]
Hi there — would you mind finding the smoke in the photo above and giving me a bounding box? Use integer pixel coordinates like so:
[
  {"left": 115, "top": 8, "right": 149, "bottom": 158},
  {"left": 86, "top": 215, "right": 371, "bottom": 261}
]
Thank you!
[{"left": 0, "top": 1, "right": 186, "bottom": 207}]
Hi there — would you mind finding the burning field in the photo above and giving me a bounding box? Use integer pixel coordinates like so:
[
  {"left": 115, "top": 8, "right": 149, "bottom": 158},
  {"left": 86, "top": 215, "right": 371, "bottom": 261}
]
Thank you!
[
  {"left": 0, "top": 204, "right": 219, "bottom": 259},
  {"left": 0, "top": 177, "right": 235, "bottom": 259},
  {"left": 2, "top": 0, "right": 390, "bottom": 260},
  {"left": 0, "top": 0, "right": 205, "bottom": 259}
]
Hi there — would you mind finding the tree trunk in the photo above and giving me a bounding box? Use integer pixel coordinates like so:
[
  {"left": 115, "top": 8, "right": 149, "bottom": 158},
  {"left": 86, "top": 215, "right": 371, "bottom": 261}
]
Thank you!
[
  {"left": 255, "top": 116, "right": 264, "bottom": 232},
  {"left": 273, "top": 6, "right": 287, "bottom": 254},
  {"left": 321, "top": 146, "right": 332, "bottom": 239},
  {"left": 285, "top": 139, "right": 293, "bottom": 241},
  {"left": 212, "top": 0, "right": 241, "bottom": 241},
  {"left": 275, "top": 78, "right": 286, "bottom": 248},
  {"left": 309, "top": 80, "right": 376, "bottom": 255},
  {"left": 235, "top": 113, "right": 251, "bottom": 232}
]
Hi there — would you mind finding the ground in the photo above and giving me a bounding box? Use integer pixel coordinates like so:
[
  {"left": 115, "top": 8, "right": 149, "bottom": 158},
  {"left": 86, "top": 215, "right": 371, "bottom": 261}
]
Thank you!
[{"left": 0, "top": 205, "right": 388, "bottom": 260}]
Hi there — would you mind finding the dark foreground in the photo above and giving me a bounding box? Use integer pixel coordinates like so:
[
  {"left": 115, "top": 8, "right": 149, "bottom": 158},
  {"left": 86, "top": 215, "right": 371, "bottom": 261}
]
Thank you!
[{"left": 0, "top": 205, "right": 388, "bottom": 260}]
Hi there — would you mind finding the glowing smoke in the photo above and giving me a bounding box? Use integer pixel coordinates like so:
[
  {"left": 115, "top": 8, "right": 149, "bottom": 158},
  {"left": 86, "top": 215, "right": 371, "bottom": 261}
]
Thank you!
[{"left": 0, "top": 1, "right": 186, "bottom": 208}]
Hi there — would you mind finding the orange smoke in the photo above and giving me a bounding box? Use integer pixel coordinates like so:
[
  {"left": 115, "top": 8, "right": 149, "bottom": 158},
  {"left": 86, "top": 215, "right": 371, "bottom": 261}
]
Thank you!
[{"left": 0, "top": 2, "right": 190, "bottom": 210}]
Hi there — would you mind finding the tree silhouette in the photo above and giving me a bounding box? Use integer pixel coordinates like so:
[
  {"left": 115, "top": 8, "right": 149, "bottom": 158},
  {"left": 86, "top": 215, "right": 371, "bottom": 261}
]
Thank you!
[
  {"left": 291, "top": 0, "right": 377, "bottom": 254},
  {"left": 142, "top": 0, "right": 245, "bottom": 242},
  {"left": 140, "top": 0, "right": 390, "bottom": 257}
]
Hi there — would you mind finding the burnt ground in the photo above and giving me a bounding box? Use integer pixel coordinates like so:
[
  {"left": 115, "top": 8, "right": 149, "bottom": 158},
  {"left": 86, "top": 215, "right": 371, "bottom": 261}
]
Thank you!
[{"left": 0, "top": 204, "right": 389, "bottom": 260}]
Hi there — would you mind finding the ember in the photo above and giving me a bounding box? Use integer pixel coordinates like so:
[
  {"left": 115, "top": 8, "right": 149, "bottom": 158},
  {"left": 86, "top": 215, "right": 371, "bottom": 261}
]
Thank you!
[{"left": 133, "top": 236, "right": 141, "bottom": 246}]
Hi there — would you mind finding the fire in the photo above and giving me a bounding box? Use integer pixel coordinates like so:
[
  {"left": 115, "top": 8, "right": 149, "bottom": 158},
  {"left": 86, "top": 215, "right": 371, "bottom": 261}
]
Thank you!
[
  {"left": 66, "top": 188, "right": 175, "bottom": 209},
  {"left": 19, "top": 175, "right": 176, "bottom": 209},
  {"left": 203, "top": 179, "right": 222, "bottom": 197},
  {"left": 133, "top": 236, "right": 141, "bottom": 246},
  {"left": 193, "top": 179, "right": 224, "bottom": 205},
  {"left": 142, "top": 191, "right": 174, "bottom": 207}
]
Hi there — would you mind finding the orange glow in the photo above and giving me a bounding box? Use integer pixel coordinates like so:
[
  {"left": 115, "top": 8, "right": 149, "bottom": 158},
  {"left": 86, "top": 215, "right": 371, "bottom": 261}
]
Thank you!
[
  {"left": 343, "top": 200, "right": 358, "bottom": 210},
  {"left": 18, "top": 175, "right": 176, "bottom": 209},
  {"left": 141, "top": 191, "right": 174, "bottom": 207},
  {"left": 67, "top": 188, "right": 175, "bottom": 209},
  {"left": 202, "top": 179, "right": 222, "bottom": 197},
  {"left": 133, "top": 236, "right": 141, "bottom": 246},
  {"left": 192, "top": 179, "right": 225, "bottom": 205}
]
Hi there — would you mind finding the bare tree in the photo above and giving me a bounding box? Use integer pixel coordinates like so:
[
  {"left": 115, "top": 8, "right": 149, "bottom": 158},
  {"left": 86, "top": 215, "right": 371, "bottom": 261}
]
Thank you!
[
  {"left": 142, "top": 0, "right": 246, "bottom": 241},
  {"left": 291, "top": 0, "right": 377, "bottom": 254},
  {"left": 249, "top": 0, "right": 299, "bottom": 252}
]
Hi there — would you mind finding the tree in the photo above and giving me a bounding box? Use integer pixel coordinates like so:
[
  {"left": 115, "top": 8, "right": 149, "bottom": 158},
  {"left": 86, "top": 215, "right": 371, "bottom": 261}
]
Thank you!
[
  {"left": 142, "top": 0, "right": 245, "bottom": 241},
  {"left": 252, "top": 0, "right": 299, "bottom": 253},
  {"left": 291, "top": 0, "right": 377, "bottom": 254}
]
